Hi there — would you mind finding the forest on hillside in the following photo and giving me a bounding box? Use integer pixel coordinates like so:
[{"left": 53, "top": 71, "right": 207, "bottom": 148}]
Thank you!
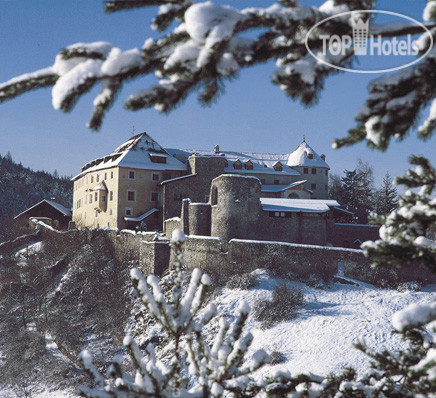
[{"left": 0, "top": 152, "right": 72, "bottom": 237}]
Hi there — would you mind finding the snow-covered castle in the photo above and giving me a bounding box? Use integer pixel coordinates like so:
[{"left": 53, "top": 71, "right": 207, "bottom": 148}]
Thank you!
[{"left": 72, "top": 132, "right": 377, "bottom": 248}]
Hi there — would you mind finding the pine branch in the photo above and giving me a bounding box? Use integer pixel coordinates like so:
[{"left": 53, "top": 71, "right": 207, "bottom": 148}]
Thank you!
[{"left": 0, "top": 69, "right": 58, "bottom": 104}]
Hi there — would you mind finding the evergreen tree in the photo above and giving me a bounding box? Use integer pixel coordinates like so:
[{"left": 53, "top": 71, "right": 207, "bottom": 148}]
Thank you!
[
  {"left": 327, "top": 172, "right": 343, "bottom": 202},
  {"left": 0, "top": 0, "right": 434, "bottom": 137},
  {"left": 374, "top": 172, "right": 399, "bottom": 216},
  {"left": 363, "top": 156, "right": 436, "bottom": 272},
  {"left": 78, "top": 229, "right": 270, "bottom": 397},
  {"left": 340, "top": 160, "right": 374, "bottom": 224}
]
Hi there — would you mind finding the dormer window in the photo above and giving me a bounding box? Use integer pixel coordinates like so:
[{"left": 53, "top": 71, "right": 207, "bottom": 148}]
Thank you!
[
  {"left": 233, "top": 160, "right": 242, "bottom": 169},
  {"left": 149, "top": 153, "right": 167, "bottom": 164},
  {"left": 273, "top": 161, "right": 283, "bottom": 172},
  {"left": 244, "top": 160, "right": 253, "bottom": 170}
]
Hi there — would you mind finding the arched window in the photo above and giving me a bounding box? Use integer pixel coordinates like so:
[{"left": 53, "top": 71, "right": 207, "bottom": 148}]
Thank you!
[{"left": 287, "top": 192, "right": 299, "bottom": 199}]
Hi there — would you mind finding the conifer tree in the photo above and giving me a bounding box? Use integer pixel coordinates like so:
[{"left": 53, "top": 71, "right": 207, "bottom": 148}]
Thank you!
[
  {"left": 374, "top": 172, "right": 399, "bottom": 216},
  {"left": 78, "top": 229, "right": 270, "bottom": 397},
  {"left": 340, "top": 161, "right": 375, "bottom": 223},
  {"left": 0, "top": 0, "right": 435, "bottom": 137},
  {"left": 363, "top": 156, "right": 436, "bottom": 272}
]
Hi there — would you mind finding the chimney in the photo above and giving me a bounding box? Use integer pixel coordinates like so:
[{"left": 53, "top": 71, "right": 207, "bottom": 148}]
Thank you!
[
  {"left": 214, "top": 144, "right": 220, "bottom": 154},
  {"left": 320, "top": 154, "right": 326, "bottom": 160}
]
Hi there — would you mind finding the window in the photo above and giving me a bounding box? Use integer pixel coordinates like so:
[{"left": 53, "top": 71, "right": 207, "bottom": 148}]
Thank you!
[
  {"left": 128, "top": 170, "right": 136, "bottom": 180},
  {"left": 125, "top": 207, "right": 133, "bottom": 216},
  {"left": 312, "top": 168, "right": 316, "bottom": 174},
  {"left": 325, "top": 170, "right": 328, "bottom": 176},
  {"left": 91, "top": 175, "right": 94, "bottom": 183},
  {"left": 303, "top": 168, "right": 308, "bottom": 174},
  {"left": 104, "top": 173, "right": 107, "bottom": 180},
  {"left": 174, "top": 193, "right": 182, "bottom": 201},
  {"left": 163, "top": 172, "right": 171, "bottom": 181},
  {"left": 149, "top": 154, "right": 167, "bottom": 163},
  {"left": 244, "top": 161, "right": 253, "bottom": 170},
  {"left": 95, "top": 211, "right": 98, "bottom": 217},
  {"left": 97, "top": 174, "right": 100, "bottom": 182},
  {"left": 211, "top": 186, "right": 218, "bottom": 205},
  {"left": 102, "top": 195, "right": 106, "bottom": 202},
  {"left": 273, "top": 161, "right": 283, "bottom": 171},
  {"left": 111, "top": 171, "right": 114, "bottom": 179},
  {"left": 109, "top": 191, "right": 113, "bottom": 201},
  {"left": 233, "top": 160, "right": 242, "bottom": 169},
  {"left": 89, "top": 194, "right": 92, "bottom": 203},
  {"left": 151, "top": 192, "right": 159, "bottom": 202},
  {"left": 127, "top": 190, "right": 136, "bottom": 202},
  {"left": 95, "top": 192, "right": 98, "bottom": 201},
  {"left": 311, "top": 183, "right": 316, "bottom": 190},
  {"left": 274, "top": 179, "right": 280, "bottom": 185},
  {"left": 325, "top": 185, "right": 328, "bottom": 191},
  {"left": 152, "top": 173, "right": 160, "bottom": 181},
  {"left": 270, "top": 211, "right": 286, "bottom": 217}
]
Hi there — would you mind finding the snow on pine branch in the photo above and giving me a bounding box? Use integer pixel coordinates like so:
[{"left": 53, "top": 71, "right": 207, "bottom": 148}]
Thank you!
[
  {"left": 78, "top": 229, "right": 271, "bottom": 397},
  {"left": 1, "top": 0, "right": 435, "bottom": 138},
  {"left": 362, "top": 156, "right": 436, "bottom": 272}
]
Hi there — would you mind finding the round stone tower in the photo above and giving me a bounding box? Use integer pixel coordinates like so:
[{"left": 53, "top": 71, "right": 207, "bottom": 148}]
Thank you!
[
  {"left": 210, "top": 174, "right": 262, "bottom": 242},
  {"left": 286, "top": 139, "right": 330, "bottom": 199}
]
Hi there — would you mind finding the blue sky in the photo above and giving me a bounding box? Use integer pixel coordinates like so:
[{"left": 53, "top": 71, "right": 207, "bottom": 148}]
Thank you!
[{"left": 0, "top": 0, "right": 433, "bottom": 187}]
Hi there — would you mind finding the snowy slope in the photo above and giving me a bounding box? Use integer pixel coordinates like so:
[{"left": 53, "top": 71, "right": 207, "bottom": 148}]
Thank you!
[
  {"left": 214, "top": 270, "right": 436, "bottom": 378},
  {"left": 1, "top": 269, "right": 436, "bottom": 396}
]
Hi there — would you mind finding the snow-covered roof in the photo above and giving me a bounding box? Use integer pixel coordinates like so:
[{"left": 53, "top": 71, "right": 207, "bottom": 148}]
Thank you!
[
  {"left": 14, "top": 199, "right": 72, "bottom": 219},
  {"left": 92, "top": 182, "right": 107, "bottom": 191},
  {"left": 286, "top": 140, "right": 330, "bottom": 169},
  {"left": 166, "top": 148, "right": 300, "bottom": 176},
  {"left": 73, "top": 132, "right": 187, "bottom": 180},
  {"left": 124, "top": 208, "right": 159, "bottom": 222},
  {"left": 260, "top": 198, "right": 340, "bottom": 213},
  {"left": 261, "top": 180, "right": 307, "bottom": 193}
]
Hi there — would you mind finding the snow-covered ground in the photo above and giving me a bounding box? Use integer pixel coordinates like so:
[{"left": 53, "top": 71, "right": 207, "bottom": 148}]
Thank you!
[
  {"left": 1, "top": 269, "right": 436, "bottom": 396},
  {"left": 216, "top": 270, "right": 436, "bottom": 378}
]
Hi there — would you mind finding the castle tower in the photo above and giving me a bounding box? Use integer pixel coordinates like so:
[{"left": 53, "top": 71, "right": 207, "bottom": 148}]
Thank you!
[
  {"left": 286, "top": 140, "right": 330, "bottom": 199},
  {"left": 210, "top": 174, "right": 262, "bottom": 242}
]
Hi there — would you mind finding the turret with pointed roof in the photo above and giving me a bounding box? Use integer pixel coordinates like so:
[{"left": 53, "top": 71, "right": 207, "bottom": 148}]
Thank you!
[{"left": 287, "top": 140, "right": 330, "bottom": 169}]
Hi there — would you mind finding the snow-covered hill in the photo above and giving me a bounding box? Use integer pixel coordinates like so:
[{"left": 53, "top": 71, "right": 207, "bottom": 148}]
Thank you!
[
  {"left": 2, "top": 268, "right": 435, "bottom": 397},
  {"left": 216, "top": 270, "right": 436, "bottom": 379}
]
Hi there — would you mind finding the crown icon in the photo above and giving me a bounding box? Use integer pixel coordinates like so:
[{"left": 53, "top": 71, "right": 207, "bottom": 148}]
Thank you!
[{"left": 352, "top": 18, "right": 369, "bottom": 55}]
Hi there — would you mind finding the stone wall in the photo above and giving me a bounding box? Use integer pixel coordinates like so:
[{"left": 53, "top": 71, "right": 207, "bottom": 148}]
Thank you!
[
  {"left": 329, "top": 223, "right": 380, "bottom": 248},
  {"left": 227, "top": 239, "right": 367, "bottom": 279},
  {"left": 111, "top": 230, "right": 170, "bottom": 276},
  {"left": 91, "top": 230, "right": 433, "bottom": 285}
]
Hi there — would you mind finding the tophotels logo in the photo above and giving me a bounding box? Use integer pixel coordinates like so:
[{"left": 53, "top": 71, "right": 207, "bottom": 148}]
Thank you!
[
  {"left": 305, "top": 10, "right": 433, "bottom": 74},
  {"left": 352, "top": 18, "right": 369, "bottom": 55}
]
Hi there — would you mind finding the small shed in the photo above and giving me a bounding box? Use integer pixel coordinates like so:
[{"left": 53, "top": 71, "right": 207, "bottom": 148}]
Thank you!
[{"left": 14, "top": 199, "right": 72, "bottom": 230}]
